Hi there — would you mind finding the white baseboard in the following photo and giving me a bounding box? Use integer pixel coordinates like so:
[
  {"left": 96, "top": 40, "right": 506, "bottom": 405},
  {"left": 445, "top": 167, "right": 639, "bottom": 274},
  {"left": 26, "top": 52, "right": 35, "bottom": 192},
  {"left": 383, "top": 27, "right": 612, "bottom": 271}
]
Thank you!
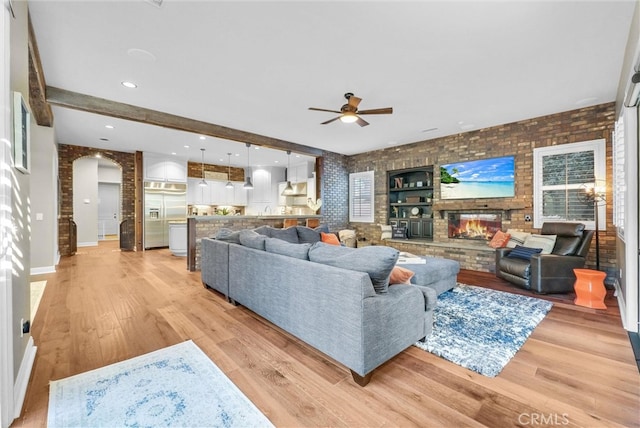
[
  {"left": 13, "top": 337, "right": 36, "bottom": 419},
  {"left": 77, "top": 242, "right": 98, "bottom": 247},
  {"left": 30, "top": 266, "right": 55, "bottom": 275}
]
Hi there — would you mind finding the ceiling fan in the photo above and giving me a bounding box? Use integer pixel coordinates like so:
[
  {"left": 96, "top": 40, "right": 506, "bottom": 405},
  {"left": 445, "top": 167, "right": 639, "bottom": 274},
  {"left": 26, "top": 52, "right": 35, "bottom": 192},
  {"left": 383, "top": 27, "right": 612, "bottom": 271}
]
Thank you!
[{"left": 308, "top": 92, "right": 393, "bottom": 127}]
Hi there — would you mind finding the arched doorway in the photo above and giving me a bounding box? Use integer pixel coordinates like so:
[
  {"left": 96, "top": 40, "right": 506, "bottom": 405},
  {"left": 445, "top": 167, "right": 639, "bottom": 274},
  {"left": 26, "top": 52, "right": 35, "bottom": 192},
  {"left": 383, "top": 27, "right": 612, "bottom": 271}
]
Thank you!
[{"left": 73, "top": 156, "right": 123, "bottom": 247}]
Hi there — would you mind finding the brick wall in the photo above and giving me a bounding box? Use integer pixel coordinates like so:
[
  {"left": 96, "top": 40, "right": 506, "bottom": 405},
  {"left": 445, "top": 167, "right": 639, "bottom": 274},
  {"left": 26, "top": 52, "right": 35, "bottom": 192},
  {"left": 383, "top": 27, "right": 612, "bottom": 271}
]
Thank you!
[
  {"left": 318, "top": 151, "right": 350, "bottom": 231},
  {"left": 347, "top": 103, "right": 616, "bottom": 276},
  {"left": 187, "top": 161, "right": 244, "bottom": 181},
  {"left": 58, "top": 144, "right": 136, "bottom": 256}
]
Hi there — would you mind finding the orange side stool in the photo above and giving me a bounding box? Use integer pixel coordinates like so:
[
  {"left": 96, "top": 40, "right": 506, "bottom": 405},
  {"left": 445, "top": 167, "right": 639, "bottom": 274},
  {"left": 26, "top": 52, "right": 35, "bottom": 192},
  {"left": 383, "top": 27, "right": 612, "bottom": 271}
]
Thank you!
[{"left": 573, "top": 268, "right": 607, "bottom": 309}]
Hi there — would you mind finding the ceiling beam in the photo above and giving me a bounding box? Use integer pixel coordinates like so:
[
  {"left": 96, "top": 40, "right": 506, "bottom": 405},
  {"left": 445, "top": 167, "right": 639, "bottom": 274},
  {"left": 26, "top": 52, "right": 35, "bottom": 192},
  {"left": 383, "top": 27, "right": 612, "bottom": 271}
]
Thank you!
[
  {"left": 45, "top": 86, "right": 324, "bottom": 157},
  {"left": 28, "top": 13, "right": 54, "bottom": 127}
]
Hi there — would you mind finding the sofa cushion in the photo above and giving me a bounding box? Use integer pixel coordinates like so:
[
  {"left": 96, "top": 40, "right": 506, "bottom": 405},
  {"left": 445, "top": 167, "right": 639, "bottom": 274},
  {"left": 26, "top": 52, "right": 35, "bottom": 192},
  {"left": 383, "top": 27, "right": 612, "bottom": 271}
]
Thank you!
[
  {"left": 239, "top": 229, "right": 268, "bottom": 250},
  {"left": 265, "top": 237, "right": 311, "bottom": 260},
  {"left": 523, "top": 234, "right": 556, "bottom": 254},
  {"left": 270, "top": 226, "right": 300, "bottom": 243},
  {"left": 308, "top": 242, "right": 399, "bottom": 294},
  {"left": 506, "top": 245, "right": 542, "bottom": 260},
  {"left": 488, "top": 230, "right": 511, "bottom": 249},
  {"left": 506, "top": 230, "right": 531, "bottom": 248},
  {"left": 390, "top": 266, "right": 414, "bottom": 284},
  {"left": 295, "top": 226, "right": 322, "bottom": 244},
  {"left": 321, "top": 232, "right": 341, "bottom": 246},
  {"left": 214, "top": 228, "right": 241, "bottom": 244},
  {"left": 253, "top": 225, "right": 274, "bottom": 237}
]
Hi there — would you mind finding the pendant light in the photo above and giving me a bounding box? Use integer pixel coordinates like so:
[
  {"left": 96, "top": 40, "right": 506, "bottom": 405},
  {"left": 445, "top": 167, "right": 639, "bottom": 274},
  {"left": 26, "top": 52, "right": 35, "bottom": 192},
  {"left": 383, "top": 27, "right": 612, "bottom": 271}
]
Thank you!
[
  {"left": 225, "top": 152, "right": 233, "bottom": 188},
  {"left": 243, "top": 143, "right": 254, "bottom": 189},
  {"left": 282, "top": 150, "right": 294, "bottom": 195},
  {"left": 199, "top": 148, "right": 208, "bottom": 187}
]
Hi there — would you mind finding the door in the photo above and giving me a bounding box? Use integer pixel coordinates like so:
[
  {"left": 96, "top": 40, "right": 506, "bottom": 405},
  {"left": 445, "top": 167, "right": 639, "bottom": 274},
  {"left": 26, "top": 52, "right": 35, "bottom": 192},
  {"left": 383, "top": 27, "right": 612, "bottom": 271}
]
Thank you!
[{"left": 98, "top": 183, "right": 120, "bottom": 240}]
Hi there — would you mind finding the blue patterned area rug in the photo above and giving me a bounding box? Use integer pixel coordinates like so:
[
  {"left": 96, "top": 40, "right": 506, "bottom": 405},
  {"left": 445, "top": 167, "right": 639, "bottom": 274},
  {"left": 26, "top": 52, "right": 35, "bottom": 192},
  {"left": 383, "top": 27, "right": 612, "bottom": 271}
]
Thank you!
[
  {"left": 48, "top": 340, "right": 273, "bottom": 428},
  {"left": 414, "top": 284, "right": 553, "bottom": 377}
]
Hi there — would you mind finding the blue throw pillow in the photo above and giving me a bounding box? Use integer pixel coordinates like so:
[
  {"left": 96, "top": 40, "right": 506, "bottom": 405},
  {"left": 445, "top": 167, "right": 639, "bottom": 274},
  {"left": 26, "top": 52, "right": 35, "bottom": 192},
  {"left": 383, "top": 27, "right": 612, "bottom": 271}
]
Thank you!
[
  {"left": 239, "top": 230, "right": 268, "bottom": 250},
  {"left": 506, "top": 245, "right": 542, "bottom": 260}
]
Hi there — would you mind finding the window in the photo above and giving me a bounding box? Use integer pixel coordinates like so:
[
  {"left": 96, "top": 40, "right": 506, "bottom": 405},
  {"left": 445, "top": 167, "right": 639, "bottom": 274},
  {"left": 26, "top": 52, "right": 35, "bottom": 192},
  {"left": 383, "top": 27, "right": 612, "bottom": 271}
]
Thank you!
[
  {"left": 613, "top": 117, "right": 625, "bottom": 237},
  {"left": 533, "top": 139, "right": 606, "bottom": 229},
  {"left": 349, "top": 171, "right": 374, "bottom": 223}
]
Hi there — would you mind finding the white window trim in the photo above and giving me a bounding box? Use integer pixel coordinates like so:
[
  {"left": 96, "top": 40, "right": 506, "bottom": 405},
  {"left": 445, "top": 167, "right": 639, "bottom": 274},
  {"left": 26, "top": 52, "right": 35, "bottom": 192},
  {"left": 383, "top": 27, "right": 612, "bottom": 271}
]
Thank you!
[
  {"left": 349, "top": 170, "right": 374, "bottom": 223},
  {"left": 533, "top": 139, "right": 606, "bottom": 229}
]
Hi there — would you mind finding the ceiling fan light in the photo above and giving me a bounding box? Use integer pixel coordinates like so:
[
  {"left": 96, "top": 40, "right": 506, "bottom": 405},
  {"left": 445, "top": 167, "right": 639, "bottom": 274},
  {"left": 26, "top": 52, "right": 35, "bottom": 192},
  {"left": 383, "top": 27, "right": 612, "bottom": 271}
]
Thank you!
[{"left": 340, "top": 113, "right": 358, "bottom": 123}]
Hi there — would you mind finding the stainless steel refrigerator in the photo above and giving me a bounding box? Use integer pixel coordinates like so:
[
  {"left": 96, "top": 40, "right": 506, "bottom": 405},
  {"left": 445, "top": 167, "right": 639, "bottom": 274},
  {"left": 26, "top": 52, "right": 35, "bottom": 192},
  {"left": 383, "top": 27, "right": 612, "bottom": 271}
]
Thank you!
[{"left": 144, "top": 182, "right": 187, "bottom": 249}]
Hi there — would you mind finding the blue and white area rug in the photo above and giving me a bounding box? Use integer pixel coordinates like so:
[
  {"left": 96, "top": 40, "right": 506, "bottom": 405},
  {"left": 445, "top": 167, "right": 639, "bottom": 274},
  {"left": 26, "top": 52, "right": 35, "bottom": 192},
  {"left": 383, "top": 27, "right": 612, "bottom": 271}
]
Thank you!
[
  {"left": 414, "top": 284, "right": 553, "bottom": 377},
  {"left": 48, "top": 340, "right": 273, "bottom": 428}
]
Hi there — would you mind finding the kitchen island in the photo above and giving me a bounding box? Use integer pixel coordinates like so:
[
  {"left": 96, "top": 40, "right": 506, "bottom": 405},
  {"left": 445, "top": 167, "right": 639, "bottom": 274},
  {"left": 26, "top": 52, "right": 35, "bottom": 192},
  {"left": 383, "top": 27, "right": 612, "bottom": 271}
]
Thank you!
[{"left": 187, "top": 214, "right": 323, "bottom": 271}]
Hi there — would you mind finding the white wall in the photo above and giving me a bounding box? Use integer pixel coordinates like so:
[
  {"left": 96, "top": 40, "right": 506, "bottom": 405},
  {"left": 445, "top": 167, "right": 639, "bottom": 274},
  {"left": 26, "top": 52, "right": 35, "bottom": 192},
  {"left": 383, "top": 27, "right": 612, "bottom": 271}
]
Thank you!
[
  {"left": 615, "top": 0, "right": 640, "bottom": 333},
  {"left": 98, "top": 163, "right": 121, "bottom": 183},
  {"left": 30, "top": 124, "right": 57, "bottom": 274},
  {"left": 73, "top": 158, "right": 99, "bottom": 246}
]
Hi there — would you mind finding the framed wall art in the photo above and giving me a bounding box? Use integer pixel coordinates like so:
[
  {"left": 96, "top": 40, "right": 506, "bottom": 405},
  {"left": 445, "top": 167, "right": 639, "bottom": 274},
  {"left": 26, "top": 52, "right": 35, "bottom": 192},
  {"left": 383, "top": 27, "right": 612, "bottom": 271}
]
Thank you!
[{"left": 13, "top": 91, "right": 31, "bottom": 174}]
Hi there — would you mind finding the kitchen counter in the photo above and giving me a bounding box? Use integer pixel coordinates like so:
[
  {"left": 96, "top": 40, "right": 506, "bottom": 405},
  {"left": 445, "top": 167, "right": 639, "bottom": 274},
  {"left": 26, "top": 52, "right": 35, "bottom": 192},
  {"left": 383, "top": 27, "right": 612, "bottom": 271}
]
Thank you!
[
  {"left": 189, "top": 214, "right": 322, "bottom": 220},
  {"left": 186, "top": 214, "right": 323, "bottom": 271}
]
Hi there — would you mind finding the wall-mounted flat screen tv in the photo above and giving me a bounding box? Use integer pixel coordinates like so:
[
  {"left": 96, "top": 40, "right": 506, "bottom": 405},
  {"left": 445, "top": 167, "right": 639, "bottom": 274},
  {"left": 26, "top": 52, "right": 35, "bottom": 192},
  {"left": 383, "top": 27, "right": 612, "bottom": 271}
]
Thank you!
[{"left": 440, "top": 156, "right": 515, "bottom": 199}]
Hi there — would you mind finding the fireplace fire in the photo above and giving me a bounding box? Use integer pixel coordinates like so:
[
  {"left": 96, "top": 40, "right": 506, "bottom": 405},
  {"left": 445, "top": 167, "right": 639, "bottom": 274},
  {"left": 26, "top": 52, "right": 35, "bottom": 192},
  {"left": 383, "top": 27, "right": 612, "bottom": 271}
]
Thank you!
[{"left": 448, "top": 213, "right": 502, "bottom": 241}]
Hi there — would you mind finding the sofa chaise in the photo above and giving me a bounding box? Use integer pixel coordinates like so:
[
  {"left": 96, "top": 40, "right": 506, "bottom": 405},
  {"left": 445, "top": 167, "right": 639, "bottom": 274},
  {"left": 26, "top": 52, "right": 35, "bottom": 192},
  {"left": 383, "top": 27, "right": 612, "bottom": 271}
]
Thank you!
[{"left": 200, "top": 226, "right": 457, "bottom": 386}]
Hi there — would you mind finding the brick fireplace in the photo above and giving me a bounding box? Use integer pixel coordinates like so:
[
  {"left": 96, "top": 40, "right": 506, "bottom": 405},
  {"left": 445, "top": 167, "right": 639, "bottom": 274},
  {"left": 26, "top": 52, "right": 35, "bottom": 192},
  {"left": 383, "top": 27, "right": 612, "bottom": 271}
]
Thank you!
[{"left": 448, "top": 213, "right": 502, "bottom": 241}]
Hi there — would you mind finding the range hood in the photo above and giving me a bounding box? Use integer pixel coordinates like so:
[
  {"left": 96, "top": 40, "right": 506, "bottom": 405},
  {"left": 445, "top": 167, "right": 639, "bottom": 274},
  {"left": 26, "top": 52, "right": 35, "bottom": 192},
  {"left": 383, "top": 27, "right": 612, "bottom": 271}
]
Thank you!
[{"left": 282, "top": 181, "right": 307, "bottom": 197}]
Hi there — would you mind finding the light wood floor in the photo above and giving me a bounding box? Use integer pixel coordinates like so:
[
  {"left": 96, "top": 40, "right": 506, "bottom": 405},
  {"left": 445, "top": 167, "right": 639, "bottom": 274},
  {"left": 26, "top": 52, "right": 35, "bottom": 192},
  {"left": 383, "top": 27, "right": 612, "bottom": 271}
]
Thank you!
[{"left": 12, "top": 241, "right": 640, "bottom": 427}]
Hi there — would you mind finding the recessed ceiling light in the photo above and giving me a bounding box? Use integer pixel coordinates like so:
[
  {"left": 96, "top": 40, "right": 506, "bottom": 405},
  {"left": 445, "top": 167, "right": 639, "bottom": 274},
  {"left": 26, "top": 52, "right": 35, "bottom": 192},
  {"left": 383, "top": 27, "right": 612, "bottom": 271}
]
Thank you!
[
  {"left": 254, "top": 146, "right": 260, "bottom": 150},
  {"left": 183, "top": 145, "right": 190, "bottom": 149},
  {"left": 274, "top": 160, "right": 279, "bottom": 163},
  {"left": 235, "top": 153, "right": 240, "bottom": 156},
  {"left": 199, "top": 136, "right": 206, "bottom": 140},
  {"left": 121, "top": 81, "right": 137, "bottom": 88},
  {"left": 171, "top": 152, "right": 177, "bottom": 155},
  {"left": 105, "top": 125, "right": 114, "bottom": 129}
]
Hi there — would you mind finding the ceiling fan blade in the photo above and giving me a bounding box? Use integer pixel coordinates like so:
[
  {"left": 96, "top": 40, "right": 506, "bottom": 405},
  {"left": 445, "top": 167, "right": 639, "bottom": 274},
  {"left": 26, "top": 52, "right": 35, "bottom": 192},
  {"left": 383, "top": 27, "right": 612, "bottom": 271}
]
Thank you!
[
  {"left": 356, "top": 116, "right": 369, "bottom": 127},
  {"left": 357, "top": 107, "right": 393, "bottom": 115},
  {"left": 348, "top": 96, "right": 362, "bottom": 109},
  {"left": 321, "top": 116, "right": 342, "bottom": 125},
  {"left": 309, "top": 107, "right": 342, "bottom": 114}
]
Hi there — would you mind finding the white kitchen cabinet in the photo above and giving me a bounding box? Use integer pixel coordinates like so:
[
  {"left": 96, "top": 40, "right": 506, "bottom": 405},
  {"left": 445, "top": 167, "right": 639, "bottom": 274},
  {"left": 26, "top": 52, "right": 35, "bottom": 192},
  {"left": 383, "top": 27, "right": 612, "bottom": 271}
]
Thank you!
[
  {"left": 144, "top": 152, "right": 187, "bottom": 183},
  {"left": 209, "top": 180, "right": 227, "bottom": 205},
  {"left": 168, "top": 222, "right": 187, "bottom": 256},
  {"left": 290, "top": 161, "right": 313, "bottom": 183},
  {"left": 187, "top": 178, "right": 211, "bottom": 205},
  {"left": 233, "top": 183, "right": 248, "bottom": 206}
]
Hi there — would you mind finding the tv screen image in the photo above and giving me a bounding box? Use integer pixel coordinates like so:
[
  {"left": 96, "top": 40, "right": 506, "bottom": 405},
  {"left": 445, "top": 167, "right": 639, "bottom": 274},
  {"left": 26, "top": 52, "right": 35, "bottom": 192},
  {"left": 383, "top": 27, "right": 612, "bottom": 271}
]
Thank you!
[{"left": 440, "top": 156, "right": 515, "bottom": 199}]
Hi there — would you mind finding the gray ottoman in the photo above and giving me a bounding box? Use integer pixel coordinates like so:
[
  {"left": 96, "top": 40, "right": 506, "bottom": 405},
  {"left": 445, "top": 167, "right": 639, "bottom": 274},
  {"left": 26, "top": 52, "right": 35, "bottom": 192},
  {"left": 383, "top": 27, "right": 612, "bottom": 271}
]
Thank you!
[{"left": 401, "top": 256, "right": 460, "bottom": 295}]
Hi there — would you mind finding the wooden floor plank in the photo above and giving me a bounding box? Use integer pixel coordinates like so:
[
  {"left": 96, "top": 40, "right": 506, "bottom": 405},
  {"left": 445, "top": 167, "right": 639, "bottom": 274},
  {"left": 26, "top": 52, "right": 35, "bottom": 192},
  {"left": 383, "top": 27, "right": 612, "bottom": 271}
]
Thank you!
[{"left": 12, "top": 241, "right": 640, "bottom": 428}]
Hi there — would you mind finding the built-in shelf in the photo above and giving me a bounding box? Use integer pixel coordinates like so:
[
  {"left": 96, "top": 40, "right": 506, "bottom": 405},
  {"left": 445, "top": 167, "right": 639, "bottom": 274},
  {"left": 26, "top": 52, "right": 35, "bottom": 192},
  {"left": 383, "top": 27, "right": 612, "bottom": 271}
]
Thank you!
[{"left": 387, "top": 166, "right": 434, "bottom": 240}]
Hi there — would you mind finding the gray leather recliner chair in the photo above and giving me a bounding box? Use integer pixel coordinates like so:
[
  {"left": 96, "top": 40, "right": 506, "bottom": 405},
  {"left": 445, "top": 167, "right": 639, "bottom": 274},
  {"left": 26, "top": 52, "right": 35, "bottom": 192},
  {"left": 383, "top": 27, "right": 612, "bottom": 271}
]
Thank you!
[{"left": 495, "top": 222, "right": 594, "bottom": 294}]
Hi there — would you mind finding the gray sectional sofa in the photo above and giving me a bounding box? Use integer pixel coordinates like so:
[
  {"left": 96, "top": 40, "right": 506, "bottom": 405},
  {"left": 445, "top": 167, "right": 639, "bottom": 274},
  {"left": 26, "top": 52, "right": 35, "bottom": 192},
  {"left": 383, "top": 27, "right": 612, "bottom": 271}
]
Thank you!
[{"left": 201, "top": 226, "right": 456, "bottom": 386}]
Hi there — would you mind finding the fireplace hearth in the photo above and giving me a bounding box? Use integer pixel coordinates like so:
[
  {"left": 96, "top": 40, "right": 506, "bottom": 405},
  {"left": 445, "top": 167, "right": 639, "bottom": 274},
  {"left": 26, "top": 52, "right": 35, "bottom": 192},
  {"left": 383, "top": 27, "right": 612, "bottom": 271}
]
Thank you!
[{"left": 448, "top": 213, "right": 502, "bottom": 241}]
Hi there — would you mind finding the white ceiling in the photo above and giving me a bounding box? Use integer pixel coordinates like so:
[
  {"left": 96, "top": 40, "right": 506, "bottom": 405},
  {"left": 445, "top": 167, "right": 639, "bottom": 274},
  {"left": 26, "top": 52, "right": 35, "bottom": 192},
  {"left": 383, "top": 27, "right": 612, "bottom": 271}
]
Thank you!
[{"left": 28, "top": 1, "right": 635, "bottom": 168}]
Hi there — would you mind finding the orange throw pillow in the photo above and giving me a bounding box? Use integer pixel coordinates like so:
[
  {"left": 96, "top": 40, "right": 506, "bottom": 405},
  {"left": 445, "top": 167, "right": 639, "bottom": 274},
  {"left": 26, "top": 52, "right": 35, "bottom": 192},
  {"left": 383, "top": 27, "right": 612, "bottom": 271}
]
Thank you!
[
  {"left": 390, "top": 266, "right": 415, "bottom": 285},
  {"left": 321, "top": 232, "right": 341, "bottom": 246},
  {"left": 488, "top": 230, "right": 511, "bottom": 249}
]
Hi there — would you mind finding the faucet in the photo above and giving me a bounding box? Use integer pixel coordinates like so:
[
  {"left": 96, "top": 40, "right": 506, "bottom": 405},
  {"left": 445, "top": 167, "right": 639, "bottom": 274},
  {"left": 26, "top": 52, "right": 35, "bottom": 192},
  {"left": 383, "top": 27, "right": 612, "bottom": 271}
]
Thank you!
[{"left": 264, "top": 205, "right": 272, "bottom": 215}]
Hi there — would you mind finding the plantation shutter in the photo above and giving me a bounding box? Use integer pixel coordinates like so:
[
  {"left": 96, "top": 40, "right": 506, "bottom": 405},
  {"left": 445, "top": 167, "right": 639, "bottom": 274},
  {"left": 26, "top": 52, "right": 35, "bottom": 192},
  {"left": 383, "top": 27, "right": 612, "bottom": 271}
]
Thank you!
[
  {"left": 349, "top": 171, "right": 374, "bottom": 223},
  {"left": 533, "top": 139, "right": 605, "bottom": 229},
  {"left": 613, "top": 117, "right": 625, "bottom": 236}
]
